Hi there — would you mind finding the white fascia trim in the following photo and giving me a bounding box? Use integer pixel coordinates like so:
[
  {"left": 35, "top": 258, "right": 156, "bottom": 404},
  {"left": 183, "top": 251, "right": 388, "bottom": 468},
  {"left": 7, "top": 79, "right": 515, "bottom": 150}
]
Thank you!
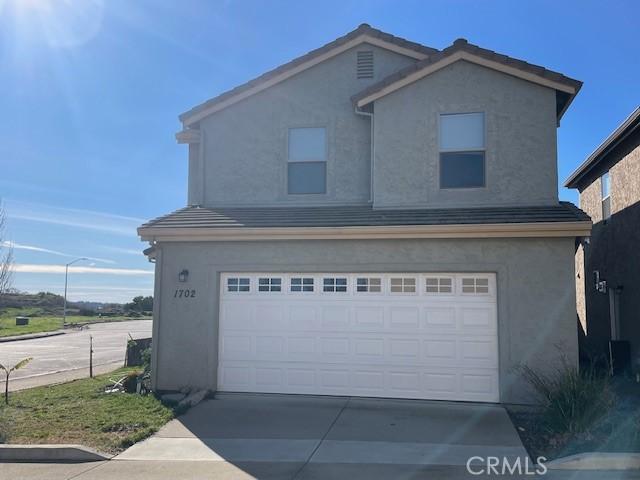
[
  {"left": 176, "top": 128, "right": 201, "bottom": 144},
  {"left": 181, "top": 35, "right": 428, "bottom": 127},
  {"left": 139, "top": 221, "right": 592, "bottom": 242},
  {"left": 356, "top": 51, "right": 577, "bottom": 108}
]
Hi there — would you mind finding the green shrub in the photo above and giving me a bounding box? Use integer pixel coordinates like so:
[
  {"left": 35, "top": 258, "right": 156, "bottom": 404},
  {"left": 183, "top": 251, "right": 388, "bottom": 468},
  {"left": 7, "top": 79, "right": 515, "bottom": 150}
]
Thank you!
[{"left": 519, "top": 359, "right": 614, "bottom": 435}]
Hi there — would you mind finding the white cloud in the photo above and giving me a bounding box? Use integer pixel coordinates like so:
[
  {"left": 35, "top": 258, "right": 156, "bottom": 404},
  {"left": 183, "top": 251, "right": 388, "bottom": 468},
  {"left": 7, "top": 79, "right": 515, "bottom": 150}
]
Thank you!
[
  {"left": 13, "top": 263, "right": 153, "bottom": 276},
  {"left": 4, "top": 199, "right": 145, "bottom": 237},
  {"left": 1, "top": 240, "right": 115, "bottom": 264},
  {"left": 98, "top": 245, "right": 144, "bottom": 256}
]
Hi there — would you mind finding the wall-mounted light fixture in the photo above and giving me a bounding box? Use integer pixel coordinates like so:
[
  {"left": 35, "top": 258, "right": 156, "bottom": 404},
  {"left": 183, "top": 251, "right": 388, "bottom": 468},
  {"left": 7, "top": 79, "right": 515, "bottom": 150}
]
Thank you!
[{"left": 179, "top": 269, "right": 189, "bottom": 283}]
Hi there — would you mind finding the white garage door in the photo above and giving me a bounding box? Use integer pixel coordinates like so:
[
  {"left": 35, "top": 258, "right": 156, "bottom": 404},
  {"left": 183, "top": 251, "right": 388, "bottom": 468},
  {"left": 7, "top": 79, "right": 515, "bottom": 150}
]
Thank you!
[{"left": 218, "top": 273, "right": 499, "bottom": 402}]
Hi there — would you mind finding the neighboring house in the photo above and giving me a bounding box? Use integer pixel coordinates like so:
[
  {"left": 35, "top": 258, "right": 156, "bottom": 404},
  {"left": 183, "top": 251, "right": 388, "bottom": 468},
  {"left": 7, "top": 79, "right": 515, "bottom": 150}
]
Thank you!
[
  {"left": 565, "top": 107, "right": 640, "bottom": 370},
  {"left": 139, "top": 24, "right": 590, "bottom": 404}
]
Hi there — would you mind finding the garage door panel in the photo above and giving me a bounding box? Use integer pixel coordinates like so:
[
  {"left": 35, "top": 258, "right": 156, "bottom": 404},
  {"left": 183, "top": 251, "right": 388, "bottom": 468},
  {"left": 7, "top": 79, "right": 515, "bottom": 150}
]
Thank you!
[{"left": 218, "top": 273, "right": 499, "bottom": 402}]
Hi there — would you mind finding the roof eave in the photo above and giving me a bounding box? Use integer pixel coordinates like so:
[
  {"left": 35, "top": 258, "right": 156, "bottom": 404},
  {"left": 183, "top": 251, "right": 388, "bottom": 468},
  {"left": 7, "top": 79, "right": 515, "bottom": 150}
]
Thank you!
[
  {"left": 565, "top": 107, "right": 640, "bottom": 189},
  {"left": 139, "top": 220, "right": 592, "bottom": 243}
]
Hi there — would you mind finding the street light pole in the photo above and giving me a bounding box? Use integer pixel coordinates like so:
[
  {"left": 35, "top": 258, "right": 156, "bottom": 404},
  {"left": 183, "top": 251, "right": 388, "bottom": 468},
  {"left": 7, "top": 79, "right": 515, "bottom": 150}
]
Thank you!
[{"left": 63, "top": 257, "right": 88, "bottom": 326}]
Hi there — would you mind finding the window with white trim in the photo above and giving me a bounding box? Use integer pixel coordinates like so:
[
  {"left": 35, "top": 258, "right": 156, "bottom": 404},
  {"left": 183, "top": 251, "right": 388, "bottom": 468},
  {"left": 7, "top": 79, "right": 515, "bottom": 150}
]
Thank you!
[
  {"left": 323, "top": 277, "right": 347, "bottom": 292},
  {"left": 356, "top": 277, "right": 382, "bottom": 293},
  {"left": 601, "top": 171, "right": 611, "bottom": 220},
  {"left": 227, "top": 277, "right": 250, "bottom": 292},
  {"left": 390, "top": 277, "right": 416, "bottom": 293},
  {"left": 288, "top": 127, "right": 326, "bottom": 194},
  {"left": 291, "top": 277, "right": 314, "bottom": 292},
  {"left": 258, "top": 277, "right": 282, "bottom": 292},
  {"left": 425, "top": 277, "right": 453, "bottom": 294},
  {"left": 439, "top": 112, "right": 485, "bottom": 189},
  {"left": 461, "top": 277, "right": 489, "bottom": 294}
]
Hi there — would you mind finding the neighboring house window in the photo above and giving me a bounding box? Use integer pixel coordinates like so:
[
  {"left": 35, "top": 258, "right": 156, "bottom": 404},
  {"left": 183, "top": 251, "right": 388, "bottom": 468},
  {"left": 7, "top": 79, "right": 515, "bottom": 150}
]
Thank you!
[
  {"left": 291, "top": 277, "right": 314, "bottom": 292},
  {"left": 227, "top": 277, "right": 250, "bottom": 292},
  {"left": 288, "top": 127, "right": 326, "bottom": 194},
  {"left": 601, "top": 171, "right": 611, "bottom": 220},
  {"left": 356, "top": 277, "right": 382, "bottom": 293},
  {"left": 258, "top": 277, "right": 282, "bottom": 292},
  {"left": 323, "top": 277, "right": 347, "bottom": 292},
  {"left": 356, "top": 50, "right": 374, "bottom": 79},
  {"left": 439, "top": 112, "right": 485, "bottom": 188}
]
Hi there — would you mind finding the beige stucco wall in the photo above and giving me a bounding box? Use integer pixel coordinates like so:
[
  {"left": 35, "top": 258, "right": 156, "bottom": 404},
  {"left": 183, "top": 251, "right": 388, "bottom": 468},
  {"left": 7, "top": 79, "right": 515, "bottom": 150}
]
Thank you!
[
  {"left": 151, "top": 236, "right": 578, "bottom": 404},
  {"left": 192, "top": 44, "right": 417, "bottom": 207},
  {"left": 372, "top": 60, "right": 559, "bottom": 208}
]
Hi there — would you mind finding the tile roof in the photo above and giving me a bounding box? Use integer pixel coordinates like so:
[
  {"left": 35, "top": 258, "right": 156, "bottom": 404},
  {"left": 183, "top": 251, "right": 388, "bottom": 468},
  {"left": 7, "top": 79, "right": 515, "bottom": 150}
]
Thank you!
[
  {"left": 140, "top": 202, "right": 590, "bottom": 232},
  {"left": 352, "top": 38, "right": 582, "bottom": 118},
  {"left": 179, "top": 24, "right": 438, "bottom": 124}
]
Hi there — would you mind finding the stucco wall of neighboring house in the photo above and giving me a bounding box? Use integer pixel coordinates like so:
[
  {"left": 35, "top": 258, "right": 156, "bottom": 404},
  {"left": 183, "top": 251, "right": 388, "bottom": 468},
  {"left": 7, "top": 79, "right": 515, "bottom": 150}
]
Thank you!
[
  {"left": 372, "top": 60, "right": 559, "bottom": 209},
  {"left": 150, "top": 236, "right": 578, "bottom": 404},
  {"left": 576, "top": 140, "right": 640, "bottom": 365},
  {"left": 192, "top": 44, "right": 417, "bottom": 207}
]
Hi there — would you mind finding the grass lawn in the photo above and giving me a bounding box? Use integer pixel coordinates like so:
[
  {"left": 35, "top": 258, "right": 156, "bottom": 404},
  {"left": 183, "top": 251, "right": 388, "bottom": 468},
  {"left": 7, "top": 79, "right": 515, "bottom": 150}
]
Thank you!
[
  {"left": 0, "top": 368, "right": 173, "bottom": 454},
  {"left": 0, "top": 307, "right": 151, "bottom": 338},
  {"left": 508, "top": 377, "right": 640, "bottom": 460}
]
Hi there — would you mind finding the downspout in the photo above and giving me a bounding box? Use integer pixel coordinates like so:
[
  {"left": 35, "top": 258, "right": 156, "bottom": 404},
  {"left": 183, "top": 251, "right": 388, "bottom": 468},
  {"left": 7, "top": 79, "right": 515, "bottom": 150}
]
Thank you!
[{"left": 355, "top": 106, "right": 374, "bottom": 204}]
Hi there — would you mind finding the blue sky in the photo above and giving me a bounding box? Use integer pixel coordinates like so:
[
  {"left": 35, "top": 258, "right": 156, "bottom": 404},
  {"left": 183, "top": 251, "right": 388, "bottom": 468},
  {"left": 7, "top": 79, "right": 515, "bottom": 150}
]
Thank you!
[{"left": 0, "top": 0, "right": 638, "bottom": 302}]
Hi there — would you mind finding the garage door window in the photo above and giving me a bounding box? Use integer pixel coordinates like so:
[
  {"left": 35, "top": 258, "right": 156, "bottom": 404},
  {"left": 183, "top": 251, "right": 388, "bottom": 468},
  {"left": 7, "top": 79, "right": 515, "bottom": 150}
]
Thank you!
[
  {"left": 425, "top": 277, "right": 453, "bottom": 294},
  {"left": 390, "top": 277, "right": 416, "bottom": 293},
  {"left": 461, "top": 277, "right": 489, "bottom": 294},
  {"left": 227, "top": 277, "right": 250, "bottom": 292},
  {"left": 356, "top": 277, "right": 382, "bottom": 293},
  {"left": 258, "top": 277, "right": 282, "bottom": 292},
  {"left": 323, "top": 277, "right": 347, "bottom": 292},
  {"left": 291, "top": 277, "right": 314, "bottom": 292}
]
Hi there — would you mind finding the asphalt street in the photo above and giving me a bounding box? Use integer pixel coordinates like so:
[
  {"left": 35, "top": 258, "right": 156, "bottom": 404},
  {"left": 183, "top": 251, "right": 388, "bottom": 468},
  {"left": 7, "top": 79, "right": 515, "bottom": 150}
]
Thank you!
[{"left": 0, "top": 320, "right": 151, "bottom": 388}]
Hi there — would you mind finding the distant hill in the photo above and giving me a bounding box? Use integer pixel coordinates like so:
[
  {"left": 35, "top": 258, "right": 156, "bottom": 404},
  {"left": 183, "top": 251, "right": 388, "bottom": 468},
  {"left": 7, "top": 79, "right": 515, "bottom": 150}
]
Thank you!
[{"left": 0, "top": 291, "right": 122, "bottom": 316}]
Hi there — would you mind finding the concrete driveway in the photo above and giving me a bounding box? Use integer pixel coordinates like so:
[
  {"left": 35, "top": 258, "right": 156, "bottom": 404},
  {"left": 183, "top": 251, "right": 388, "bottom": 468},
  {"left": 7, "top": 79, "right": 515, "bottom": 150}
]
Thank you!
[{"left": 117, "top": 393, "right": 528, "bottom": 478}]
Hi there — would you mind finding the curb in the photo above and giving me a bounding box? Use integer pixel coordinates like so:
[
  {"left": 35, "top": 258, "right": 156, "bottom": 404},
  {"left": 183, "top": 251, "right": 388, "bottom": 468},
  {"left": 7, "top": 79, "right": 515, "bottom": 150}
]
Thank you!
[
  {"left": 546, "top": 452, "right": 640, "bottom": 470},
  {"left": 0, "top": 444, "right": 112, "bottom": 463},
  {"left": 0, "top": 330, "right": 66, "bottom": 343}
]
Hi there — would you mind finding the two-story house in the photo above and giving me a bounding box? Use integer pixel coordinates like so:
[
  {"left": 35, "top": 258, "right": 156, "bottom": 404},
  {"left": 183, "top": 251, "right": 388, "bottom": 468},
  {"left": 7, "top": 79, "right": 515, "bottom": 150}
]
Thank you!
[
  {"left": 566, "top": 107, "right": 640, "bottom": 372},
  {"left": 139, "top": 24, "right": 590, "bottom": 404}
]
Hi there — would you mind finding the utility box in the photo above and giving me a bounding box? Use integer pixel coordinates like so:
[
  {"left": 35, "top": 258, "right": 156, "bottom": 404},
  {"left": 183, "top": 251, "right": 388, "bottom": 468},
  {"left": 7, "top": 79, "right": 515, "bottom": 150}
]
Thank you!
[{"left": 15, "top": 316, "right": 30, "bottom": 326}]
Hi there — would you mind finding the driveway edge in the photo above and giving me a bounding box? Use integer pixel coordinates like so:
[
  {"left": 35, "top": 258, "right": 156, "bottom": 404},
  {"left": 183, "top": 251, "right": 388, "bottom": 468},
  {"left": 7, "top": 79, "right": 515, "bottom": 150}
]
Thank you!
[
  {"left": 0, "top": 444, "right": 113, "bottom": 463},
  {"left": 546, "top": 452, "right": 640, "bottom": 470}
]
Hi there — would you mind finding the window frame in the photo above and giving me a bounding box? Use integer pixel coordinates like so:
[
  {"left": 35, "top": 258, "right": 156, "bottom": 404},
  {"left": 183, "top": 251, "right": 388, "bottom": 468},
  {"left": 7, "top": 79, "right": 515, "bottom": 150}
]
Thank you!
[
  {"left": 460, "top": 277, "right": 490, "bottom": 295},
  {"left": 258, "top": 277, "right": 283, "bottom": 293},
  {"left": 601, "top": 171, "right": 611, "bottom": 220},
  {"left": 438, "top": 112, "right": 486, "bottom": 190},
  {"left": 286, "top": 127, "right": 328, "bottom": 195},
  {"left": 322, "top": 277, "right": 348, "bottom": 293},
  {"left": 355, "top": 277, "right": 383, "bottom": 294},
  {"left": 389, "top": 276, "right": 417, "bottom": 295},
  {"left": 226, "top": 277, "right": 251, "bottom": 293},
  {"left": 290, "top": 276, "right": 315, "bottom": 293},
  {"left": 424, "top": 276, "right": 454, "bottom": 295}
]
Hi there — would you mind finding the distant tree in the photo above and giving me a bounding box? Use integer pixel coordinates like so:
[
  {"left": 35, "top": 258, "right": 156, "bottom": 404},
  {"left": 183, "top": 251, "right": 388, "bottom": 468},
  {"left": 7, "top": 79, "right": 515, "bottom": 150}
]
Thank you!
[
  {"left": 125, "top": 296, "right": 153, "bottom": 312},
  {"left": 0, "top": 203, "right": 13, "bottom": 297}
]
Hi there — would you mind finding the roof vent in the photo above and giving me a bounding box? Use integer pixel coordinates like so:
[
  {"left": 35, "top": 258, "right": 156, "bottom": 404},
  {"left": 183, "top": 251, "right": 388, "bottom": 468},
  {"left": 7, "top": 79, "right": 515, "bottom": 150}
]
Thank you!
[{"left": 357, "top": 50, "right": 374, "bottom": 79}]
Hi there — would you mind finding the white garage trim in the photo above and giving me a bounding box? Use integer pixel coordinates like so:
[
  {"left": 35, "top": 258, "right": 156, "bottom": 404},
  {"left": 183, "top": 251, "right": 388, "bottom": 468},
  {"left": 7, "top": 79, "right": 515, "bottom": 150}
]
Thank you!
[{"left": 218, "top": 273, "right": 499, "bottom": 402}]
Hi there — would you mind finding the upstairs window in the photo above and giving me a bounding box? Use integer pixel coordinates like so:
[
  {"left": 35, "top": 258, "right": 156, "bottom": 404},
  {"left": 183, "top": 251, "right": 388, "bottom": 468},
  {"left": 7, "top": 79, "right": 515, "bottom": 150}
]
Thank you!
[
  {"left": 288, "top": 127, "right": 326, "bottom": 194},
  {"left": 601, "top": 171, "right": 611, "bottom": 220},
  {"left": 439, "top": 113, "right": 485, "bottom": 189}
]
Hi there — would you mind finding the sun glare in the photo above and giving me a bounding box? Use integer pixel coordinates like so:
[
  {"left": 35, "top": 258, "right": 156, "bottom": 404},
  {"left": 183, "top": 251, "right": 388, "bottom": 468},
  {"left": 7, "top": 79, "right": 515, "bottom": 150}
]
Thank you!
[{"left": 4, "top": 0, "right": 105, "bottom": 48}]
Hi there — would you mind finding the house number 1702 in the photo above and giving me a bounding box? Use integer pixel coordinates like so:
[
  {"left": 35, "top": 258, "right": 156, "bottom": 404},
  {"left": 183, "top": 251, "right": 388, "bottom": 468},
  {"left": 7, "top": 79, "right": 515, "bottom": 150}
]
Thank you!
[{"left": 174, "top": 289, "right": 196, "bottom": 298}]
